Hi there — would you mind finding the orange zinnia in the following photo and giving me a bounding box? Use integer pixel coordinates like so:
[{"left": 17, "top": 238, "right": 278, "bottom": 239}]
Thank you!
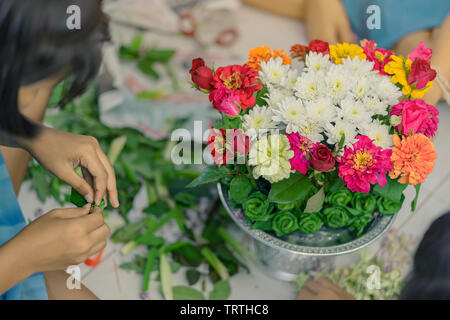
[
  {"left": 389, "top": 134, "right": 437, "bottom": 185},
  {"left": 247, "top": 45, "right": 291, "bottom": 70}
]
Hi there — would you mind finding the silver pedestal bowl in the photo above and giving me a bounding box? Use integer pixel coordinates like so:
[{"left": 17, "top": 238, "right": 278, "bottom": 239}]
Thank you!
[{"left": 218, "top": 183, "right": 395, "bottom": 281}]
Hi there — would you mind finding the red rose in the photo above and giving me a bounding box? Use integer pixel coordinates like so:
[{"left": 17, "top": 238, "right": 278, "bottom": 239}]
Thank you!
[
  {"left": 407, "top": 58, "right": 437, "bottom": 89},
  {"left": 190, "top": 58, "right": 214, "bottom": 91},
  {"left": 311, "top": 144, "right": 335, "bottom": 172},
  {"left": 308, "top": 40, "right": 330, "bottom": 56}
]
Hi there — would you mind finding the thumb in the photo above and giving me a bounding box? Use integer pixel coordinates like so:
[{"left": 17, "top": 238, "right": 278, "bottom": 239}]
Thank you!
[{"left": 61, "top": 167, "right": 95, "bottom": 204}]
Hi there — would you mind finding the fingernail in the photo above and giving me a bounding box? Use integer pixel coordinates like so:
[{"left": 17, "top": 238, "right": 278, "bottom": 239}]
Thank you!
[{"left": 84, "top": 193, "right": 94, "bottom": 203}]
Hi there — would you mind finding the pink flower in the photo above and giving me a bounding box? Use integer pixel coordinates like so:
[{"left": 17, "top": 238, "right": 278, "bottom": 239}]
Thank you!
[
  {"left": 226, "top": 129, "right": 250, "bottom": 154},
  {"left": 362, "top": 40, "right": 393, "bottom": 75},
  {"left": 286, "top": 133, "right": 318, "bottom": 174},
  {"left": 210, "top": 86, "right": 240, "bottom": 117},
  {"left": 391, "top": 99, "right": 439, "bottom": 138},
  {"left": 338, "top": 135, "right": 392, "bottom": 193},
  {"left": 407, "top": 58, "right": 437, "bottom": 90},
  {"left": 408, "top": 41, "right": 433, "bottom": 63},
  {"left": 206, "top": 128, "right": 233, "bottom": 167}
]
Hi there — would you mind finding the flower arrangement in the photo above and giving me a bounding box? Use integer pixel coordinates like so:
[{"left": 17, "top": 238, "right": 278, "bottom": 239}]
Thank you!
[{"left": 188, "top": 39, "right": 439, "bottom": 238}]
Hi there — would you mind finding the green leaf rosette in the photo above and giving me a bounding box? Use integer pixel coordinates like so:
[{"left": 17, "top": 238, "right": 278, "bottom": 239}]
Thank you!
[
  {"left": 276, "top": 202, "right": 296, "bottom": 211},
  {"left": 352, "top": 193, "right": 377, "bottom": 215},
  {"left": 242, "top": 192, "right": 274, "bottom": 222},
  {"left": 325, "top": 188, "right": 352, "bottom": 207},
  {"left": 349, "top": 214, "right": 373, "bottom": 237},
  {"left": 272, "top": 211, "right": 298, "bottom": 237},
  {"left": 298, "top": 213, "right": 323, "bottom": 234},
  {"left": 377, "top": 195, "right": 404, "bottom": 216},
  {"left": 323, "top": 206, "right": 351, "bottom": 228}
]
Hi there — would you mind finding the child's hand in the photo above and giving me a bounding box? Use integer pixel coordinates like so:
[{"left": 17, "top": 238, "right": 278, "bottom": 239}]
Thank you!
[
  {"left": 21, "top": 126, "right": 119, "bottom": 208},
  {"left": 306, "top": 0, "right": 356, "bottom": 44},
  {"left": 14, "top": 206, "right": 110, "bottom": 273}
]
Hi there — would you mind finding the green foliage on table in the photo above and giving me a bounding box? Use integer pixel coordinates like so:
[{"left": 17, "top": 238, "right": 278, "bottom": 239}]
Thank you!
[{"left": 25, "top": 83, "right": 251, "bottom": 300}]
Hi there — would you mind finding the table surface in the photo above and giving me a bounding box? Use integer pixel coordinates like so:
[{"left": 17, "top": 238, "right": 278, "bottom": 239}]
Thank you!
[{"left": 18, "top": 4, "right": 450, "bottom": 300}]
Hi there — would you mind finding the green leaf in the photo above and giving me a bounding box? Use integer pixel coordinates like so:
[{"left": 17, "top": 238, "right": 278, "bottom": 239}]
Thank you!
[
  {"left": 268, "top": 172, "right": 315, "bottom": 203},
  {"left": 172, "top": 244, "right": 203, "bottom": 267},
  {"left": 137, "top": 60, "right": 160, "bottom": 79},
  {"left": 187, "top": 166, "right": 230, "bottom": 188},
  {"left": 186, "top": 269, "right": 201, "bottom": 286},
  {"left": 130, "top": 34, "right": 143, "bottom": 51},
  {"left": 250, "top": 220, "right": 272, "bottom": 231},
  {"left": 142, "top": 247, "right": 158, "bottom": 292},
  {"left": 118, "top": 46, "right": 139, "bottom": 60},
  {"left": 201, "top": 247, "right": 229, "bottom": 280},
  {"left": 255, "top": 86, "right": 268, "bottom": 106},
  {"left": 338, "top": 134, "right": 346, "bottom": 151},
  {"left": 209, "top": 280, "right": 231, "bottom": 300},
  {"left": 373, "top": 176, "right": 408, "bottom": 203},
  {"left": 145, "top": 49, "right": 176, "bottom": 63},
  {"left": 303, "top": 187, "right": 325, "bottom": 213},
  {"left": 160, "top": 253, "right": 173, "bottom": 300},
  {"left": 229, "top": 175, "right": 253, "bottom": 204},
  {"left": 411, "top": 184, "right": 421, "bottom": 212},
  {"left": 70, "top": 188, "right": 87, "bottom": 208},
  {"left": 173, "top": 286, "right": 205, "bottom": 300},
  {"left": 111, "top": 221, "right": 145, "bottom": 243}
]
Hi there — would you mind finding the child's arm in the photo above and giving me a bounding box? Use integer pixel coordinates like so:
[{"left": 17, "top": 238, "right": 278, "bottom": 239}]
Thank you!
[{"left": 43, "top": 270, "right": 99, "bottom": 300}]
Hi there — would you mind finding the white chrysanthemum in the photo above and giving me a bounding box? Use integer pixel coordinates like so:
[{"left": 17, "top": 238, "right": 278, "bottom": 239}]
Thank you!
[
  {"left": 338, "top": 95, "right": 372, "bottom": 125},
  {"left": 272, "top": 96, "right": 305, "bottom": 133},
  {"left": 259, "top": 57, "right": 290, "bottom": 86},
  {"left": 363, "top": 95, "right": 389, "bottom": 116},
  {"left": 248, "top": 134, "right": 294, "bottom": 183},
  {"left": 304, "top": 97, "right": 337, "bottom": 124},
  {"left": 305, "top": 52, "right": 332, "bottom": 73},
  {"left": 360, "top": 120, "right": 393, "bottom": 149},
  {"left": 390, "top": 115, "right": 402, "bottom": 127},
  {"left": 295, "top": 117, "right": 324, "bottom": 143},
  {"left": 351, "top": 77, "right": 372, "bottom": 100},
  {"left": 242, "top": 106, "right": 278, "bottom": 138},
  {"left": 280, "top": 68, "right": 299, "bottom": 90},
  {"left": 373, "top": 75, "right": 402, "bottom": 105},
  {"left": 325, "top": 65, "right": 354, "bottom": 102},
  {"left": 264, "top": 85, "right": 292, "bottom": 111},
  {"left": 325, "top": 120, "right": 357, "bottom": 147},
  {"left": 342, "top": 56, "right": 374, "bottom": 76},
  {"left": 294, "top": 72, "right": 325, "bottom": 101}
]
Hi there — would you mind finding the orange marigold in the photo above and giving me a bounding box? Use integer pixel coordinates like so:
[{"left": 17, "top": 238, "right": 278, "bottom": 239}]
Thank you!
[
  {"left": 247, "top": 45, "right": 291, "bottom": 70},
  {"left": 389, "top": 134, "right": 437, "bottom": 185}
]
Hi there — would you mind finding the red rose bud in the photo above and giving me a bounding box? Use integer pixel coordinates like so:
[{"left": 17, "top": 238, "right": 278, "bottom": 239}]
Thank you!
[
  {"left": 308, "top": 40, "right": 330, "bottom": 56},
  {"left": 407, "top": 58, "right": 437, "bottom": 89},
  {"left": 190, "top": 58, "right": 214, "bottom": 91},
  {"left": 311, "top": 144, "right": 335, "bottom": 172}
]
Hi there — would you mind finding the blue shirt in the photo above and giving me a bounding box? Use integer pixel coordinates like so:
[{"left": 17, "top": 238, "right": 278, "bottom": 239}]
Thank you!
[
  {"left": 0, "top": 154, "right": 48, "bottom": 300},
  {"left": 341, "top": 0, "right": 450, "bottom": 49}
]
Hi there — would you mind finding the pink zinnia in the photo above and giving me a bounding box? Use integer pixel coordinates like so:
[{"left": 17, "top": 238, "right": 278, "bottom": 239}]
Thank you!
[
  {"left": 286, "top": 133, "right": 318, "bottom": 174},
  {"left": 338, "top": 135, "right": 392, "bottom": 193},
  {"left": 362, "top": 40, "right": 393, "bottom": 75},
  {"left": 391, "top": 99, "right": 439, "bottom": 138},
  {"left": 210, "top": 86, "right": 241, "bottom": 117},
  {"left": 408, "top": 41, "right": 433, "bottom": 63}
]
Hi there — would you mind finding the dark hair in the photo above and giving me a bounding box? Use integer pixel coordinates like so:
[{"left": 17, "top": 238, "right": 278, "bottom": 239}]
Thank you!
[
  {"left": 0, "top": 0, "right": 109, "bottom": 138},
  {"left": 400, "top": 211, "right": 450, "bottom": 299}
]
